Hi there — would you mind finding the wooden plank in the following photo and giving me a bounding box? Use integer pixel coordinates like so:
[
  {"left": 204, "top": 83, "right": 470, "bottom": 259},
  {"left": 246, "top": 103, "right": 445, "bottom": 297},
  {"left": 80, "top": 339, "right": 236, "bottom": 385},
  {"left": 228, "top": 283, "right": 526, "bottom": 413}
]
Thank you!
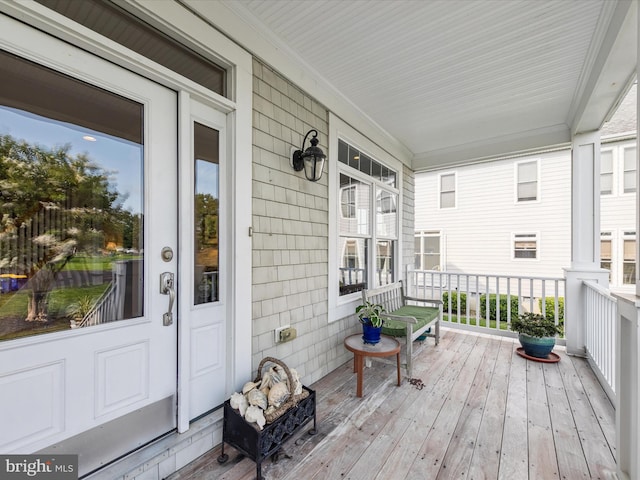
[
  {"left": 498, "top": 346, "right": 528, "bottom": 480},
  {"left": 279, "top": 364, "right": 409, "bottom": 479},
  {"left": 436, "top": 335, "right": 503, "bottom": 479},
  {"left": 544, "top": 361, "right": 590, "bottom": 479},
  {"left": 526, "top": 358, "right": 560, "bottom": 480},
  {"left": 290, "top": 331, "right": 463, "bottom": 480},
  {"left": 466, "top": 337, "right": 515, "bottom": 480},
  {"left": 372, "top": 331, "right": 476, "bottom": 480},
  {"left": 168, "top": 331, "right": 615, "bottom": 480},
  {"left": 403, "top": 334, "right": 488, "bottom": 479},
  {"left": 572, "top": 355, "right": 616, "bottom": 453},
  {"left": 267, "top": 331, "right": 460, "bottom": 480},
  {"left": 345, "top": 333, "right": 464, "bottom": 479},
  {"left": 556, "top": 350, "right": 617, "bottom": 479}
]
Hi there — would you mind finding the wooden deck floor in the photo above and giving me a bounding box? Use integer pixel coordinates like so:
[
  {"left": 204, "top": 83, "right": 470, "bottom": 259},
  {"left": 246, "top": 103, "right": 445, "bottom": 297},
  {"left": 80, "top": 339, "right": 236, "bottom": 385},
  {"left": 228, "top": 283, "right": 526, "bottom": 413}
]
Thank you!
[{"left": 169, "top": 329, "right": 617, "bottom": 480}]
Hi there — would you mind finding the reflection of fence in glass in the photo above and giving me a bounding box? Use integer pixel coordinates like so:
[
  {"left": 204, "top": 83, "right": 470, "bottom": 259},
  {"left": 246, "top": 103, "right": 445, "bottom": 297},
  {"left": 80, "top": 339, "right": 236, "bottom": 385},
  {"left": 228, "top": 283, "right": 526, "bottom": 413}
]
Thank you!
[
  {"left": 71, "top": 260, "right": 142, "bottom": 328},
  {"left": 338, "top": 267, "right": 393, "bottom": 295},
  {"left": 376, "top": 268, "right": 393, "bottom": 287},
  {"left": 339, "top": 267, "right": 365, "bottom": 295},
  {"left": 197, "top": 270, "right": 219, "bottom": 304}
]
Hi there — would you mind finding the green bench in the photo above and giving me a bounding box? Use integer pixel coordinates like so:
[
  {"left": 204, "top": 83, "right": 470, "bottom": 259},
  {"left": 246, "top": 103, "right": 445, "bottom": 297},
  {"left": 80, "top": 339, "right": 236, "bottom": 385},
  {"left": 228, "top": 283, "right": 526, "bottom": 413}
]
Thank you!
[{"left": 362, "top": 281, "right": 441, "bottom": 377}]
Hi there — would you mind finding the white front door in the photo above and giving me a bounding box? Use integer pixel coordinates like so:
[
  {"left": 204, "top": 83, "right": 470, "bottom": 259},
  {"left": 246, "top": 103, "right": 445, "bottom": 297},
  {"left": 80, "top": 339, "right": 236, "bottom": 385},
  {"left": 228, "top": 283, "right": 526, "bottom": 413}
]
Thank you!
[{"left": 0, "top": 20, "right": 177, "bottom": 474}]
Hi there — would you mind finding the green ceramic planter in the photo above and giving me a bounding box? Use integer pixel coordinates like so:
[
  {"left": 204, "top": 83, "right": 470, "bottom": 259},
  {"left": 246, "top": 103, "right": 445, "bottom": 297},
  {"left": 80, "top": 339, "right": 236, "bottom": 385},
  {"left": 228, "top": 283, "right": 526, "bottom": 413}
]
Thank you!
[{"left": 518, "top": 333, "right": 556, "bottom": 358}]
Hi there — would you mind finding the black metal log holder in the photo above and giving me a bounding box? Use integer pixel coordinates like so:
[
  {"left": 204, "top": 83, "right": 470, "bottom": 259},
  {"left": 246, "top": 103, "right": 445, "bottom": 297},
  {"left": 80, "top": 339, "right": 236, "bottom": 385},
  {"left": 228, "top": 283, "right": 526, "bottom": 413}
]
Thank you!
[{"left": 217, "top": 386, "right": 317, "bottom": 480}]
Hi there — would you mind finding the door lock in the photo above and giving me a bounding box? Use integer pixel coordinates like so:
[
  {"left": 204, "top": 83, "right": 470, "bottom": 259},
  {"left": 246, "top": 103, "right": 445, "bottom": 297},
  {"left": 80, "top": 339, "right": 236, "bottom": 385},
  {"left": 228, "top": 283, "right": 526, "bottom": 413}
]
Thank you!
[{"left": 160, "top": 272, "right": 175, "bottom": 326}]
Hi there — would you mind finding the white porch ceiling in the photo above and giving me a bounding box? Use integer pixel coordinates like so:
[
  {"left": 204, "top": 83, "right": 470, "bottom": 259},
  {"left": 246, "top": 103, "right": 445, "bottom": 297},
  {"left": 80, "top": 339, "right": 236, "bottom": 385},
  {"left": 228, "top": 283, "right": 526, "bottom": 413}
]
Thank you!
[{"left": 199, "top": 0, "right": 636, "bottom": 171}]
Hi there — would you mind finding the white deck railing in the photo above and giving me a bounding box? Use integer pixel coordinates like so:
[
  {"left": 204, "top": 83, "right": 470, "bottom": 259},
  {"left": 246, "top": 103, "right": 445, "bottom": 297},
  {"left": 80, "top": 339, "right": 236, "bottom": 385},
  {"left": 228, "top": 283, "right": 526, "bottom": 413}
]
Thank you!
[
  {"left": 583, "top": 280, "right": 617, "bottom": 401},
  {"left": 406, "top": 268, "right": 565, "bottom": 341}
]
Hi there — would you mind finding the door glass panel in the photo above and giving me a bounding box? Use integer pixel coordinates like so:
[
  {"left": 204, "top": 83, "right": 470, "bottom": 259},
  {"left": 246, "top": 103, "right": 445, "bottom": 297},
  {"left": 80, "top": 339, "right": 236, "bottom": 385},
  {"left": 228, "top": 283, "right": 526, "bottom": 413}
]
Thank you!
[
  {"left": 0, "top": 51, "right": 144, "bottom": 341},
  {"left": 194, "top": 123, "right": 220, "bottom": 305}
]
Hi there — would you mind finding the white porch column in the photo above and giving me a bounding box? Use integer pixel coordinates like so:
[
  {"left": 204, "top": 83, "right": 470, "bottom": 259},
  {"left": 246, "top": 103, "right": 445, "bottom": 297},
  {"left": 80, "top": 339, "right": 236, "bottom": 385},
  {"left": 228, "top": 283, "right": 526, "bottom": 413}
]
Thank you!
[
  {"left": 615, "top": 294, "right": 640, "bottom": 480},
  {"left": 616, "top": 10, "right": 640, "bottom": 479},
  {"left": 564, "top": 132, "right": 609, "bottom": 356}
]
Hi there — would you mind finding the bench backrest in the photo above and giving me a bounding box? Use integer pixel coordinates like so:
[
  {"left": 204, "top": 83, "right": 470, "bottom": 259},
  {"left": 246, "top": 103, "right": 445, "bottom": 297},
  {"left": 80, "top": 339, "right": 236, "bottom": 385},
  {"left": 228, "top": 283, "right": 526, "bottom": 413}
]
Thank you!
[{"left": 362, "top": 281, "right": 406, "bottom": 312}]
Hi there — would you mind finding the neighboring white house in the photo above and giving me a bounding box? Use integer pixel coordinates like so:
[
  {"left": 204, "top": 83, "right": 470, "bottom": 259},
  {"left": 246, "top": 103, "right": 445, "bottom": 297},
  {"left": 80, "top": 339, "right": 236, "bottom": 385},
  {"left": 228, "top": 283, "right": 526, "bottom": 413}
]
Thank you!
[{"left": 415, "top": 84, "right": 637, "bottom": 293}]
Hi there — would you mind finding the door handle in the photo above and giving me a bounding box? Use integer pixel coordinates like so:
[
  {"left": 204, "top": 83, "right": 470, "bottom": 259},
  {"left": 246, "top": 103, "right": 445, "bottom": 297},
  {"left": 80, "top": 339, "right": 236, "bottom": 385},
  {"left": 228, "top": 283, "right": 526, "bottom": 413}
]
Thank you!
[{"left": 160, "top": 272, "right": 175, "bottom": 326}]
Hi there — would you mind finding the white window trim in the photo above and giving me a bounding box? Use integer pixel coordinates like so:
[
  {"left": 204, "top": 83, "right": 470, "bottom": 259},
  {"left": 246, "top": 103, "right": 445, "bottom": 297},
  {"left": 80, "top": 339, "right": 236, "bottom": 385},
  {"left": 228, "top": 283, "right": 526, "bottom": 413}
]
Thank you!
[
  {"left": 329, "top": 113, "right": 403, "bottom": 322},
  {"left": 437, "top": 172, "right": 457, "bottom": 209},
  {"left": 514, "top": 159, "right": 540, "bottom": 204},
  {"left": 512, "top": 232, "right": 540, "bottom": 261}
]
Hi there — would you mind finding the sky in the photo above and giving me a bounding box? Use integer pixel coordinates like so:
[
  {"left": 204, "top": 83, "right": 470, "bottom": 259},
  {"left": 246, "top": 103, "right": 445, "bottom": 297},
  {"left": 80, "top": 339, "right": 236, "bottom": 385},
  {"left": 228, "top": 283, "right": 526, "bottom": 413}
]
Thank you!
[
  {"left": 1, "top": 106, "right": 220, "bottom": 214},
  {"left": 1, "top": 106, "right": 143, "bottom": 214}
]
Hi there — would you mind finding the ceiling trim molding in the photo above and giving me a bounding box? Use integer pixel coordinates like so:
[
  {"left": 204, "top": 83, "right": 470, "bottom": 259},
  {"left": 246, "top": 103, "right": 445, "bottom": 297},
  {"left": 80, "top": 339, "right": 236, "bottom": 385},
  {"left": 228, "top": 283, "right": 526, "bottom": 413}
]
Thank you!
[
  {"left": 412, "top": 123, "right": 571, "bottom": 172},
  {"left": 182, "top": 0, "right": 414, "bottom": 167}
]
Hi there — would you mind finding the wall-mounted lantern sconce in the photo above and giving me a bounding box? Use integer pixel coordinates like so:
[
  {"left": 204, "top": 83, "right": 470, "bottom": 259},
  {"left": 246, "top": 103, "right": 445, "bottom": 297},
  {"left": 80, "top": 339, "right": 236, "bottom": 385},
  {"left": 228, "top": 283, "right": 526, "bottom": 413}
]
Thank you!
[{"left": 291, "top": 129, "right": 326, "bottom": 182}]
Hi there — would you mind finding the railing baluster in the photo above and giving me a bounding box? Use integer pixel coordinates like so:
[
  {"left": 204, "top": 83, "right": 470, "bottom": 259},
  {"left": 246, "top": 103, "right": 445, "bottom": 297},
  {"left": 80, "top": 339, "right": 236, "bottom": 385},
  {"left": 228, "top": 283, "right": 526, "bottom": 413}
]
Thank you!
[
  {"left": 582, "top": 279, "right": 616, "bottom": 401},
  {"left": 405, "top": 268, "right": 568, "bottom": 342}
]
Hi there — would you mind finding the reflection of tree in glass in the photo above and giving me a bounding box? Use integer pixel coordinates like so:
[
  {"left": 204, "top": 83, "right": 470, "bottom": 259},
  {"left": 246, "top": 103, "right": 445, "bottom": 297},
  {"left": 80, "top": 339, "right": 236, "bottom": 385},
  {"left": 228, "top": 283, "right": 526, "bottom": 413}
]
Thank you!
[
  {"left": 0, "top": 134, "right": 135, "bottom": 322},
  {"left": 195, "top": 194, "right": 218, "bottom": 243}
]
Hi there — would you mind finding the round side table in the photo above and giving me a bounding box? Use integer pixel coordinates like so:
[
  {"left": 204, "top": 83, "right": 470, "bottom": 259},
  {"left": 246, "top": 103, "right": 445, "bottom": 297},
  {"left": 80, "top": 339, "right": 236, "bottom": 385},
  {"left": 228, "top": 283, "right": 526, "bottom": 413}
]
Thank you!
[{"left": 344, "top": 334, "right": 401, "bottom": 397}]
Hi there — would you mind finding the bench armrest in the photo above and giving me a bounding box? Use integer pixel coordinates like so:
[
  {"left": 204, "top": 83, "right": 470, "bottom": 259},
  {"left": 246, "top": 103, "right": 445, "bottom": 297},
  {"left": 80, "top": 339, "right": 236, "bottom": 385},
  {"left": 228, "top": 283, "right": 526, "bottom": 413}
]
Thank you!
[{"left": 382, "top": 313, "right": 418, "bottom": 324}]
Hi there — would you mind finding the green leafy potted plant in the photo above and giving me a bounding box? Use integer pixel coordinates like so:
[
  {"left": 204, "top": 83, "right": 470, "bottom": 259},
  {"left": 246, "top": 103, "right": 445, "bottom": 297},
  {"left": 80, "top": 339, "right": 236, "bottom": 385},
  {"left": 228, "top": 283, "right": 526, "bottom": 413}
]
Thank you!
[
  {"left": 510, "top": 312, "right": 562, "bottom": 359},
  {"left": 356, "top": 301, "right": 385, "bottom": 345}
]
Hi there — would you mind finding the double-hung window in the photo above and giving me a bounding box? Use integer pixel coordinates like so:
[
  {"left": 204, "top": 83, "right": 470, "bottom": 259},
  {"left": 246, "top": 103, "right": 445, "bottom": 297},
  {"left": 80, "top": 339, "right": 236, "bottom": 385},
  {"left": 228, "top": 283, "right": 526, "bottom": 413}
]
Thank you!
[
  {"left": 623, "top": 231, "right": 636, "bottom": 285},
  {"left": 335, "top": 137, "right": 399, "bottom": 298},
  {"left": 513, "top": 233, "right": 538, "bottom": 259},
  {"left": 516, "top": 160, "right": 538, "bottom": 202},
  {"left": 415, "top": 231, "right": 442, "bottom": 270},
  {"left": 439, "top": 173, "right": 456, "bottom": 208},
  {"left": 600, "top": 150, "right": 614, "bottom": 195}
]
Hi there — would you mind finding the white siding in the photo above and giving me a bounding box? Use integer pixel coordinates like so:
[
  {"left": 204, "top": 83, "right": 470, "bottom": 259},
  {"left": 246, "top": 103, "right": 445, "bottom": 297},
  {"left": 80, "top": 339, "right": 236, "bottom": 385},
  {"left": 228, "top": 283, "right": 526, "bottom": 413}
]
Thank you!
[{"left": 415, "top": 149, "right": 572, "bottom": 278}]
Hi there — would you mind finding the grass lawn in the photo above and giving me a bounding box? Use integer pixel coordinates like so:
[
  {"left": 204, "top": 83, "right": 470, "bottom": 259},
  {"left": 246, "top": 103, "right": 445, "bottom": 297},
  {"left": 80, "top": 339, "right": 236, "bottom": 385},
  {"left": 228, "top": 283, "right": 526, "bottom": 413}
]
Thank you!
[
  {"left": 62, "top": 254, "right": 141, "bottom": 272},
  {"left": 0, "top": 284, "right": 110, "bottom": 341}
]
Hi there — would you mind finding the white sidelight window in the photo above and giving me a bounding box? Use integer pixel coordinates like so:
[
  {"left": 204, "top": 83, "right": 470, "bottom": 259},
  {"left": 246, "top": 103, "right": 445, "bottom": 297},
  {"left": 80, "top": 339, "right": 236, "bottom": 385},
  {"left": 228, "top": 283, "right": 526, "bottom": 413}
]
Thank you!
[{"left": 516, "top": 160, "right": 539, "bottom": 202}]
